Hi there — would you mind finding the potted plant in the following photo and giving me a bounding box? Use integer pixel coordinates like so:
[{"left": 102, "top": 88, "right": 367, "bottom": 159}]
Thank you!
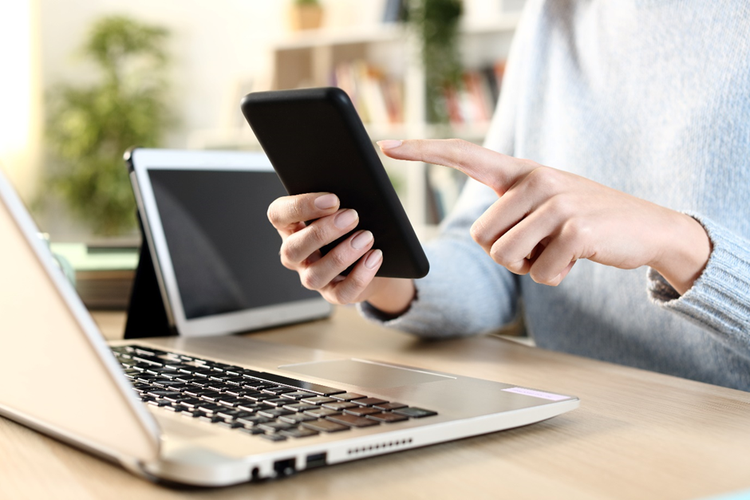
[
  {"left": 405, "top": 0, "right": 463, "bottom": 123},
  {"left": 44, "top": 15, "right": 174, "bottom": 236},
  {"left": 290, "top": 0, "right": 324, "bottom": 31}
]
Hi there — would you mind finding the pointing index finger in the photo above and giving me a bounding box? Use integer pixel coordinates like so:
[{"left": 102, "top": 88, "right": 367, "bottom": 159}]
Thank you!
[{"left": 377, "top": 139, "right": 533, "bottom": 195}]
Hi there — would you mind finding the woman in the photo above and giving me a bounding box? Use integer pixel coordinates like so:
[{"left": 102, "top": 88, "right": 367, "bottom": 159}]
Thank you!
[{"left": 266, "top": 0, "right": 750, "bottom": 391}]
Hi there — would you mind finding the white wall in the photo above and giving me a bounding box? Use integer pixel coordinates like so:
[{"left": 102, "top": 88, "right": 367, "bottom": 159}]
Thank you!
[
  {"left": 0, "top": 0, "right": 42, "bottom": 202},
  {"left": 38, "top": 0, "right": 393, "bottom": 149}
]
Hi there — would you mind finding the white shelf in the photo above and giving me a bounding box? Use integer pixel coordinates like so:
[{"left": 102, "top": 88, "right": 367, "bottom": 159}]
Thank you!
[{"left": 193, "top": 15, "right": 519, "bottom": 231}]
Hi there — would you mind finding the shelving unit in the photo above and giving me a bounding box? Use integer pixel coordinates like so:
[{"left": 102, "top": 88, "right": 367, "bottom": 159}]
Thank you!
[{"left": 188, "top": 13, "right": 521, "bottom": 239}]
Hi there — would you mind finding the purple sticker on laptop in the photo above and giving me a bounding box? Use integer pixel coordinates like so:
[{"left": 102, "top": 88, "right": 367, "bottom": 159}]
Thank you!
[{"left": 503, "top": 387, "right": 569, "bottom": 401}]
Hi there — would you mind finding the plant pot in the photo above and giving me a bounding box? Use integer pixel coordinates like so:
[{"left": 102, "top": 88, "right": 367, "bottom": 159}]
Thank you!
[{"left": 290, "top": 4, "right": 324, "bottom": 31}]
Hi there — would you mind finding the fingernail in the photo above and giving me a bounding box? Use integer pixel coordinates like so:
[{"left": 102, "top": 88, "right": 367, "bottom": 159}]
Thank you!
[
  {"left": 351, "top": 230, "right": 373, "bottom": 250},
  {"left": 314, "top": 193, "right": 338, "bottom": 210},
  {"left": 364, "top": 249, "right": 383, "bottom": 269},
  {"left": 377, "top": 140, "right": 403, "bottom": 150},
  {"left": 334, "top": 209, "right": 358, "bottom": 229}
]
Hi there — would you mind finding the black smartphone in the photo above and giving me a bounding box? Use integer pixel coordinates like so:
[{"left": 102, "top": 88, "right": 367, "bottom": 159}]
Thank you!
[{"left": 240, "top": 87, "right": 429, "bottom": 279}]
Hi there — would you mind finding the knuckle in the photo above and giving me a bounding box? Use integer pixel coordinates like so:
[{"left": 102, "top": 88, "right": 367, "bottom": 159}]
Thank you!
[
  {"left": 525, "top": 166, "right": 561, "bottom": 195},
  {"left": 299, "top": 270, "right": 321, "bottom": 291},
  {"left": 562, "top": 216, "right": 592, "bottom": 243},
  {"left": 529, "top": 267, "right": 553, "bottom": 285},
  {"left": 304, "top": 222, "right": 329, "bottom": 246},
  {"left": 346, "top": 272, "right": 369, "bottom": 294},
  {"left": 469, "top": 220, "right": 491, "bottom": 247},
  {"left": 546, "top": 194, "right": 575, "bottom": 220},
  {"left": 326, "top": 249, "right": 351, "bottom": 271},
  {"left": 278, "top": 251, "right": 294, "bottom": 270},
  {"left": 489, "top": 241, "right": 513, "bottom": 268},
  {"left": 280, "top": 235, "right": 304, "bottom": 264}
]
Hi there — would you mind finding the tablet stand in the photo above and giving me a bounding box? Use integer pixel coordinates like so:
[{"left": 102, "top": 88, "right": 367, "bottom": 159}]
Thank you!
[{"left": 124, "top": 216, "right": 177, "bottom": 339}]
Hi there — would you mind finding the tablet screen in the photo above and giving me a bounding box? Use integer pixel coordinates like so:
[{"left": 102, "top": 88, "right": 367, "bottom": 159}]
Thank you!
[{"left": 148, "top": 169, "right": 318, "bottom": 320}]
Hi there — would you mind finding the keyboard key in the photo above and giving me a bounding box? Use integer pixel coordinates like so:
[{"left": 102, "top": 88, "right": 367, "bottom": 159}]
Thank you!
[
  {"left": 330, "top": 392, "right": 366, "bottom": 401},
  {"left": 321, "top": 401, "right": 357, "bottom": 411},
  {"left": 393, "top": 407, "right": 438, "bottom": 418},
  {"left": 241, "top": 391, "right": 274, "bottom": 401},
  {"left": 366, "top": 412, "right": 409, "bottom": 423},
  {"left": 151, "top": 380, "right": 185, "bottom": 389},
  {"left": 264, "top": 398, "right": 294, "bottom": 407},
  {"left": 259, "top": 433, "right": 287, "bottom": 442},
  {"left": 325, "top": 414, "right": 380, "bottom": 428},
  {"left": 258, "top": 408, "right": 294, "bottom": 419},
  {"left": 278, "top": 413, "right": 317, "bottom": 424},
  {"left": 256, "top": 372, "right": 345, "bottom": 396},
  {"left": 237, "top": 426, "right": 264, "bottom": 435},
  {"left": 217, "top": 397, "right": 243, "bottom": 407},
  {"left": 280, "top": 391, "right": 316, "bottom": 400},
  {"left": 343, "top": 406, "right": 380, "bottom": 417},
  {"left": 237, "top": 402, "right": 264, "bottom": 413},
  {"left": 305, "top": 408, "right": 341, "bottom": 418},
  {"left": 146, "top": 390, "right": 182, "bottom": 399},
  {"left": 198, "top": 415, "right": 224, "bottom": 424},
  {"left": 301, "top": 420, "right": 350, "bottom": 433},
  {"left": 283, "top": 403, "right": 319, "bottom": 413},
  {"left": 373, "top": 402, "right": 407, "bottom": 411},
  {"left": 280, "top": 427, "right": 319, "bottom": 439},
  {"left": 237, "top": 415, "right": 271, "bottom": 426},
  {"left": 352, "top": 398, "right": 389, "bottom": 407},
  {"left": 301, "top": 396, "right": 337, "bottom": 405},
  {"left": 216, "top": 409, "right": 253, "bottom": 421},
  {"left": 261, "top": 386, "right": 297, "bottom": 395},
  {"left": 197, "top": 403, "right": 223, "bottom": 415},
  {"left": 177, "top": 398, "right": 202, "bottom": 410},
  {"left": 258, "top": 421, "right": 295, "bottom": 433}
]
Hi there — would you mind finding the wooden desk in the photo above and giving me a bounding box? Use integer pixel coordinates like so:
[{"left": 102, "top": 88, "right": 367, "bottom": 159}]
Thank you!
[{"left": 2, "top": 306, "right": 750, "bottom": 500}]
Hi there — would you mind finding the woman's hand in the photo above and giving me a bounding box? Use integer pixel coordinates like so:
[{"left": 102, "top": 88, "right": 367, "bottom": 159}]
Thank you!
[
  {"left": 379, "top": 139, "right": 711, "bottom": 294},
  {"left": 267, "top": 192, "right": 415, "bottom": 313}
]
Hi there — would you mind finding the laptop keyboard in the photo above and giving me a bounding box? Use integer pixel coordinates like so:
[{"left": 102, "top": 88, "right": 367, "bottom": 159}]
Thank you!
[{"left": 111, "top": 345, "right": 437, "bottom": 442}]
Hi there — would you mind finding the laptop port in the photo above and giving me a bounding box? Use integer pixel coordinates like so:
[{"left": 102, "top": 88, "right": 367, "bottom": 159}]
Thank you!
[
  {"left": 305, "top": 452, "right": 327, "bottom": 469},
  {"left": 273, "top": 458, "right": 296, "bottom": 477}
]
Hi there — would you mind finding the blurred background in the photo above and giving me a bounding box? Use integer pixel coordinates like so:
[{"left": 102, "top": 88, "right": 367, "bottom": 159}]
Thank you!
[{"left": 0, "top": 0, "right": 524, "bottom": 308}]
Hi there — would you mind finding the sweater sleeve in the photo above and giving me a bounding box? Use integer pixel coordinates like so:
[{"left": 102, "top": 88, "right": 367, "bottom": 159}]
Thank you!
[
  {"left": 358, "top": 179, "right": 520, "bottom": 338},
  {"left": 648, "top": 214, "right": 750, "bottom": 347}
]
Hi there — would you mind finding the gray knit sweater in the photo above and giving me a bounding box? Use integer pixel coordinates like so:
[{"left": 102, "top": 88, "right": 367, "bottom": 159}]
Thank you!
[{"left": 361, "top": 0, "right": 750, "bottom": 391}]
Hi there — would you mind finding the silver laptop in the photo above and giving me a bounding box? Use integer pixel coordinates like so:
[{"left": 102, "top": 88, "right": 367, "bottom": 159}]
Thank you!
[{"left": 0, "top": 168, "right": 579, "bottom": 487}]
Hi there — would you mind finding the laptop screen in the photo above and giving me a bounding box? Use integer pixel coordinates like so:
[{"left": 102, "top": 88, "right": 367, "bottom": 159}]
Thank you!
[{"left": 147, "top": 169, "right": 318, "bottom": 320}]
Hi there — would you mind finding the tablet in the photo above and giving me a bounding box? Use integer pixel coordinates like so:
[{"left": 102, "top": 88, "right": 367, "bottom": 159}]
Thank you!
[{"left": 126, "top": 148, "right": 332, "bottom": 337}]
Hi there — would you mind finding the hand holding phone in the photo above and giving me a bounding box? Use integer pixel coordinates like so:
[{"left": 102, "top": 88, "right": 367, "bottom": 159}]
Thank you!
[{"left": 240, "top": 87, "right": 429, "bottom": 280}]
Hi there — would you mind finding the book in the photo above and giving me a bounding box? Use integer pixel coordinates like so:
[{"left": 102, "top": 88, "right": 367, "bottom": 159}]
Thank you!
[{"left": 50, "top": 242, "right": 139, "bottom": 310}]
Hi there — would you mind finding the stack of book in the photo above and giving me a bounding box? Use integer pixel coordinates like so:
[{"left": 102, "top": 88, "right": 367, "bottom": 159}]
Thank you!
[
  {"left": 332, "top": 60, "right": 404, "bottom": 126},
  {"left": 444, "top": 61, "right": 506, "bottom": 127},
  {"left": 50, "top": 241, "right": 139, "bottom": 310}
]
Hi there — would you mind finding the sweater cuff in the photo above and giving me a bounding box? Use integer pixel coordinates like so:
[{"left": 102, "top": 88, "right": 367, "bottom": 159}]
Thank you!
[{"left": 648, "top": 216, "right": 750, "bottom": 333}]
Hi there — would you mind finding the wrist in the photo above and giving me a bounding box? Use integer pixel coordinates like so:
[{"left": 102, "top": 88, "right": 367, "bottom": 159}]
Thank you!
[
  {"left": 365, "top": 278, "right": 416, "bottom": 317},
  {"left": 649, "top": 212, "right": 712, "bottom": 295}
]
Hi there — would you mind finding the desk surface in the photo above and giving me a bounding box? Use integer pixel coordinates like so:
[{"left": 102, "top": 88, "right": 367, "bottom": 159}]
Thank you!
[{"left": 2, "top": 306, "right": 750, "bottom": 500}]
